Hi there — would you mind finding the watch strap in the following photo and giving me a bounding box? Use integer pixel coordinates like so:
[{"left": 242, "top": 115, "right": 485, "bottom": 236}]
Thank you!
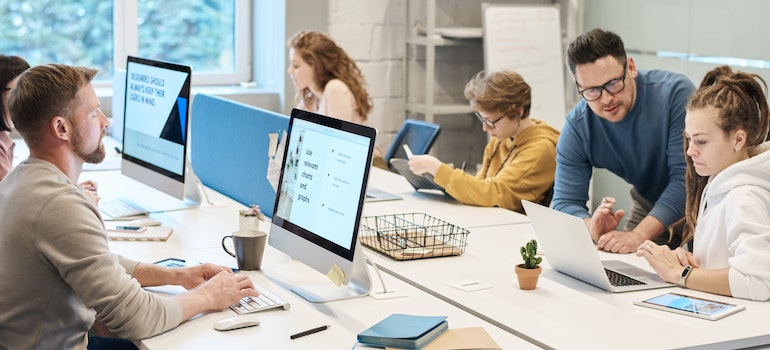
[{"left": 678, "top": 265, "right": 693, "bottom": 288}]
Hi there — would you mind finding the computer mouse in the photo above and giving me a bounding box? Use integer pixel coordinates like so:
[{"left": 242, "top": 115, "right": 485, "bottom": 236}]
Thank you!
[
  {"left": 213, "top": 315, "right": 260, "bottom": 331},
  {"left": 127, "top": 218, "right": 162, "bottom": 227}
]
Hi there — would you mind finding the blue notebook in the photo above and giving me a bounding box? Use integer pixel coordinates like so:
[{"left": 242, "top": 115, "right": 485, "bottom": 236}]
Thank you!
[{"left": 357, "top": 314, "right": 448, "bottom": 350}]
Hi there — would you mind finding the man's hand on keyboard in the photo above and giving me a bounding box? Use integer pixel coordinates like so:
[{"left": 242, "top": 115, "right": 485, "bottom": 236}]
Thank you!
[
  {"left": 177, "top": 272, "right": 259, "bottom": 320},
  {"left": 175, "top": 263, "right": 235, "bottom": 290}
]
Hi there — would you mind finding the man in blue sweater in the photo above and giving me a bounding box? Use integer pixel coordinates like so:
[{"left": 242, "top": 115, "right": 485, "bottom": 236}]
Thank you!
[{"left": 552, "top": 28, "right": 695, "bottom": 253}]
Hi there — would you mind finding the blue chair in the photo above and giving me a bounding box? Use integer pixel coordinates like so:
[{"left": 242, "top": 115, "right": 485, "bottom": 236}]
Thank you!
[{"left": 384, "top": 119, "right": 441, "bottom": 171}]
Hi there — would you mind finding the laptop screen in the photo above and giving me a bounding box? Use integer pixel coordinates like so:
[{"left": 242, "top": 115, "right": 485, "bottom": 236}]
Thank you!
[{"left": 272, "top": 109, "right": 375, "bottom": 260}]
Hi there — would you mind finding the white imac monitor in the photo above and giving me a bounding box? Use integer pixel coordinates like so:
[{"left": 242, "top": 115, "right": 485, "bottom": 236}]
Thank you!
[
  {"left": 269, "top": 108, "right": 375, "bottom": 302},
  {"left": 119, "top": 56, "right": 199, "bottom": 211}
]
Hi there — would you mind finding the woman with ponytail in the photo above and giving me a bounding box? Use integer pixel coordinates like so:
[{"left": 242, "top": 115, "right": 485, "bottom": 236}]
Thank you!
[{"left": 637, "top": 65, "right": 770, "bottom": 301}]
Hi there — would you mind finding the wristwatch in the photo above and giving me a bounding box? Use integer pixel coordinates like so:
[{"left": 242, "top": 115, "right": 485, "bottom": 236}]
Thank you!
[{"left": 679, "top": 265, "right": 693, "bottom": 288}]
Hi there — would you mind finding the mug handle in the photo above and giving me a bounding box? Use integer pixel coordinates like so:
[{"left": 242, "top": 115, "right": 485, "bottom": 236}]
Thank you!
[{"left": 221, "top": 236, "right": 236, "bottom": 257}]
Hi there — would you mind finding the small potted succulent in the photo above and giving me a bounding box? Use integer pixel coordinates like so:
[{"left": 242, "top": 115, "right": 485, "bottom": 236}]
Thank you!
[{"left": 515, "top": 239, "right": 542, "bottom": 290}]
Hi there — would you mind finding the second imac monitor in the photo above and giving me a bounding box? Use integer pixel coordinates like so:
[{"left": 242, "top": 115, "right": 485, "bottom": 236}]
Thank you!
[
  {"left": 120, "top": 56, "right": 198, "bottom": 210},
  {"left": 269, "top": 108, "right": 376, "bottom": 302}
]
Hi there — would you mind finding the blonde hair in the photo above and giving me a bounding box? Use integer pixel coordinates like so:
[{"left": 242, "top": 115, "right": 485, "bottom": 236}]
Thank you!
[
  {"left": 289, "top": 31, "right": 372, "bottom": 120},
  {"left": 464, "top": 70, "right": 531, "bottom": 119}
]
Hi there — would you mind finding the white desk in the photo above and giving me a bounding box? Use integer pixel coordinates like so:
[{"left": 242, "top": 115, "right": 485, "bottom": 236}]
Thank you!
[
  {"left": 106, "top": 242, "right": 535, "bottom": 349},
  {"left": 92, "top": 163, "right": 770, "bottom": 349},
  {"left": 365, "top": 167, "right": 529, "bottom": 228},
  {"left": 366, "top": 223, "right": 770, "bottom": 350},
  {"left": 98, "top": 171, "right": 535, "bottom": 349}
]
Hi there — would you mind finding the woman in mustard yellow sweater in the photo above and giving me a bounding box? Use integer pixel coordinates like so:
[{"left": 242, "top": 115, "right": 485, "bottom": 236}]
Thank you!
[{"left": 408, "top": 70, "right": 559, "bottom": 213}]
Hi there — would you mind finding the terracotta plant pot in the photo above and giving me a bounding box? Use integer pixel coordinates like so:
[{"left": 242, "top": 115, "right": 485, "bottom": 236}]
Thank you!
[{"left": 515, "top": 264, "right": 542, "bottom": 290}]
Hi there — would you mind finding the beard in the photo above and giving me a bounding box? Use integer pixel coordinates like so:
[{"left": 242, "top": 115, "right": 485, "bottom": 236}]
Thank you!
[{"left": 71, "top": 126, "right": 106, "bottom": 164}]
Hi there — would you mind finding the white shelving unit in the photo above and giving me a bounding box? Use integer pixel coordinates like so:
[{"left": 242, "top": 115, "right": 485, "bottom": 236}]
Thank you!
[{"left": 404, "top": 0, "right": 481, "bottom": 123}]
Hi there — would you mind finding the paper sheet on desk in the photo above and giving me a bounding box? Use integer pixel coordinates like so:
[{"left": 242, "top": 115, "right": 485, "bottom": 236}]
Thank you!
[
  {"left": 386, "top": 327, "right": 501, "bottom": 350},
  {"left": 107, "top": 226, "right": 173, "bottom": 241},
  {"left": 266, "top": 130, "right": 286, "bottom": 192}
]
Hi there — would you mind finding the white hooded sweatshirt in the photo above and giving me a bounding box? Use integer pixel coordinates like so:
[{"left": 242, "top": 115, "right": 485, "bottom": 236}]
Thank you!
[{"left": 694, "top": 148, "right": 770, "bottom": 301}]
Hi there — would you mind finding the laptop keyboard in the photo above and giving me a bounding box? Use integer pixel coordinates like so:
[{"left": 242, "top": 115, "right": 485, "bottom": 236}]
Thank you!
[
  {"left": 605, "top": 268, "right": 645, "bottom": 287},
  {"left": 99, "top": 198, "right": 149, "bottom": 219},
  {"left": 230, "top": 282, "right": 291, "bottom": 314}
]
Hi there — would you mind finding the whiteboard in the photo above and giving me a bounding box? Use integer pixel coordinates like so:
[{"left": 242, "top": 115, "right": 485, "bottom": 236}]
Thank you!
[{"left": 483, "top": 4, "right": 566, "bottom": 129}]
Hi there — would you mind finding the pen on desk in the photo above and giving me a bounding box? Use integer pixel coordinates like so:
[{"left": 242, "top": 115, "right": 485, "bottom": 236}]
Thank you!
[
  {"left": 290, "top": 325, "right": 330, "bottom": 339},
  {"left": 114, "top": 146, "right": 122, "bottom": 154}
]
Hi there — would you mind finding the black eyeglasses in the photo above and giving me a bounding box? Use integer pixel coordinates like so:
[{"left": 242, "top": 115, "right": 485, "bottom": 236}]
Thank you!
[
  {"left": 577, "top": 62, "right": 627, "bottom": 101},
  {"left": 474, "top": 112, "right": 505, "bottom": 129}
]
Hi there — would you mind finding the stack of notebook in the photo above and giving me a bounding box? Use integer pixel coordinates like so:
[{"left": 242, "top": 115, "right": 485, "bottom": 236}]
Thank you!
[{"left": 357, "top": 314, "right": 448, "bottom": 350}]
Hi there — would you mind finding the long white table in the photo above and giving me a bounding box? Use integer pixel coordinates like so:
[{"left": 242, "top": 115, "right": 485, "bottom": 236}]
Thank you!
[
  {"left": 96, "top": 170, "right": 535, "bottom": 349},
  {"left": 366, "top": 223, "right": 770, "bottom": 350},
  {"left": 89, "top": 162, "right": 770, "bottom": 350}
]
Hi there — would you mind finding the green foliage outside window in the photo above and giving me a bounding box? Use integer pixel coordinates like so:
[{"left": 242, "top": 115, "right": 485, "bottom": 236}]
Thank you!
[{"left": 0, "top": 0, "right": 235, "bottom": 81}]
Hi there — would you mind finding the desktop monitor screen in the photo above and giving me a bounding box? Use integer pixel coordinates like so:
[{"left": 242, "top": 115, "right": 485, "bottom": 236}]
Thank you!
[
  {"left": 269, "top": 108, "right": 375, "bottom": 302},
  {"left": 121, "top": 56, "right": 191, "bottom": 201}
]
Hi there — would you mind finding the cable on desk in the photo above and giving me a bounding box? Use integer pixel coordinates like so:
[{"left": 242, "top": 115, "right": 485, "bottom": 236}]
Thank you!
[
  {"left": 365, "top": 255, "right": 391, "bottom": 295},
  {"left": 195, "top": 177, "right": 215, "bottom": 206}
]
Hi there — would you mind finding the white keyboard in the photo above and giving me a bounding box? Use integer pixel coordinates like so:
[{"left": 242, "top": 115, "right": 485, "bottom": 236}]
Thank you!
[
  {"left": 230, "top": 282, "right": 291, "bottom": 314},
  {"left": 99, "top": 198, "right": 149, "bottom": 219}
]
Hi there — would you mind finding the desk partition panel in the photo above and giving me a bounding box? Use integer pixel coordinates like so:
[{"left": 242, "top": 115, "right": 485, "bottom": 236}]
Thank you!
[{"left": 190, "top": 93, "right": 289, "bottom": 217}]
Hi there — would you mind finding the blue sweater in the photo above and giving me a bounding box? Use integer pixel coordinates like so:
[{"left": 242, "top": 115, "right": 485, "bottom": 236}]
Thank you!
[{"left": 552, "top": 70, "right": 695, "bottom": 228}]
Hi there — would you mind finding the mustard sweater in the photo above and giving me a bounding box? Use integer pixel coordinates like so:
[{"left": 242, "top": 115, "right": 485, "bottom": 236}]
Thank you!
[{"left": 433, "top": 119, "right": 559, "bottom": 213}]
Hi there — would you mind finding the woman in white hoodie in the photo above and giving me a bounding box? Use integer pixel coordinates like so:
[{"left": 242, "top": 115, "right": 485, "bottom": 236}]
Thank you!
[{"left": 637, "top": 65, "right": 770, "bottom": 301}]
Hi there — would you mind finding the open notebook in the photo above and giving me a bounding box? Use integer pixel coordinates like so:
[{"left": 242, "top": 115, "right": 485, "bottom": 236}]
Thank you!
[{"left": 106, "top": 226, "right": 173, "bottom": 241}]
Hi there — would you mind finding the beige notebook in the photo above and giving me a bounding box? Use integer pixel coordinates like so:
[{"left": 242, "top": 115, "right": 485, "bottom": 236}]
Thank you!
[
  {"left": 387, "top": 327, "right": 501, "bottom": 350},
  {"left": 107, "top": 226, "right": 173, "bottom": 241}
]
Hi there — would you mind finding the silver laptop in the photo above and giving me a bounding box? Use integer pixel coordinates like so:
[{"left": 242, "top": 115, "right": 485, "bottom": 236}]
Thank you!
[{"left": 521, "top": 200, "right": 673, "bottom": 293}]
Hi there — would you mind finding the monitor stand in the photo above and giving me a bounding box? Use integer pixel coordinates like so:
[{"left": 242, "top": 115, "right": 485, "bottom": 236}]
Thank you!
[
  {"left": 290, "top": 241, "right": 373, "bottom": 303},
  {"left": 179, "top": 160, "right": 204, "bottom": 209},
  {"left": 125, "top": 156, "right": 203, "bottom": 214}
]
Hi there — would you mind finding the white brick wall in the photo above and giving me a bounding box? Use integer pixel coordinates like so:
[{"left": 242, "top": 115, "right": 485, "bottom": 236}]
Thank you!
[
  {"left": 328, "top": 0, "right": 408, "bottom": 152},
  {"left": 327, "top": 0, "right": 521, "bottom": 166}
]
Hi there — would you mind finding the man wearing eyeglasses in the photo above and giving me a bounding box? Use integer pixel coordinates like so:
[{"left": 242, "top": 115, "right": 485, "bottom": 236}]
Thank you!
[{"left": 552, "top": 28, "right": 695, "bottom": 254}]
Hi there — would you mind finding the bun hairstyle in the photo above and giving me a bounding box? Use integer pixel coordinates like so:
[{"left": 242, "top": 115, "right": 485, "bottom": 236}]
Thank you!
[
  {"left": 673, "top": 65, "right": 769, "bottom": 245},
  {"left": 689, "top": 65, "right": 770, "bottom": 146}
]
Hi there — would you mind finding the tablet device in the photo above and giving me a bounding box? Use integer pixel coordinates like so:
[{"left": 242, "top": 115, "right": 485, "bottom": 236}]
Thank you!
[
  {"left": 634, "top": 292, "right": 746, "bottom": 320},
  {"left": 389, "top": 158, "right": 451, "bottom": 196}
]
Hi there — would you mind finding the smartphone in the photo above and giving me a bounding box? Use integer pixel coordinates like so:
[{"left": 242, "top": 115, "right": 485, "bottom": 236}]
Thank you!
[
  {"left": 634, "top": 292, "right": 746, "bottom": 320},
  {"left": 108, "top": 225, "right": 147, "bottom": 233}
]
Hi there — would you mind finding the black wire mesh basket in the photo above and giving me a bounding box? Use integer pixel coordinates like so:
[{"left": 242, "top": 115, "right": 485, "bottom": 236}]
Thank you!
[{"left": 358, "top": 213, "right": 469, "bottom": 260}]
